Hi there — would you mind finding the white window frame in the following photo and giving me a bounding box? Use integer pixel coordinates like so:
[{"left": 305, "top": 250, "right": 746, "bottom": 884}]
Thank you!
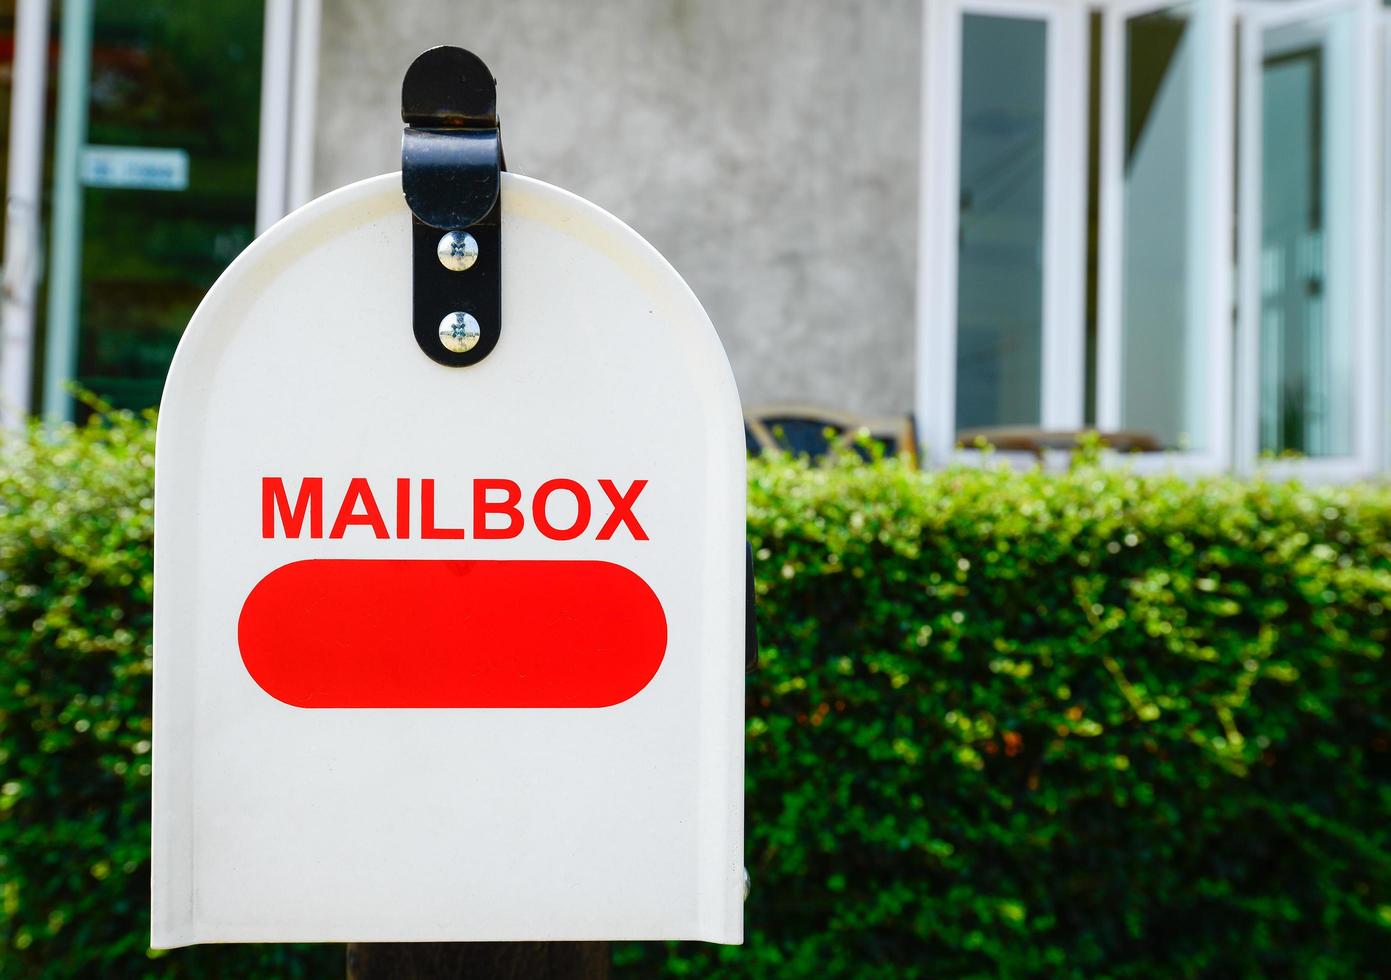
[
  {"left": 1095, "top": 0, "right": 1235, "bottom": 473},
  {"left": 1384, "top": 8, "right": 1391, "bottom": 476},
  {"left": 256, "top": 0, "right": 321, "bottom": 234},
  {"left": 1234, "top": 0, "right": 1382, "bottom": 482},
  {"left": 917, "top": 0, "right": 1089, "bottom": 465}
]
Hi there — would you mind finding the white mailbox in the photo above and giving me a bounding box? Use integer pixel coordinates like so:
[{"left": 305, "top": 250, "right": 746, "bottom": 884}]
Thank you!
[{"left": 152, "top": 47, "right": 745, "bottom": 947}]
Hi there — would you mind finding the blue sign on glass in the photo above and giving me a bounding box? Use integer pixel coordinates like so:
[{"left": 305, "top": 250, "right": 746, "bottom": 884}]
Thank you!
[{"left": 80, "top": 145, "right": 189, "bottom": 191}]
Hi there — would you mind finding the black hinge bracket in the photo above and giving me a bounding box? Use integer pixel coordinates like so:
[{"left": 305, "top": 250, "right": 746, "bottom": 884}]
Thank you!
[{"left": 401, "top": 46, "right": 504, "bottom": 367}]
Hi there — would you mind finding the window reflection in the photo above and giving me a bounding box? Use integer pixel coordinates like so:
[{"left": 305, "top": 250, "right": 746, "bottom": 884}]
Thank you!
[
  {"left": 955, "top": 14, "right": 1046, "bottom": 431},
  {"left": 1257, "top": 14, "right": 1354, "bottom": 457},
  {"left": 77, "top": 1, "right": 263, "bottom": 410},
  {"left": 1120, "top": 6, "right": 1201, "bottom": 450}
]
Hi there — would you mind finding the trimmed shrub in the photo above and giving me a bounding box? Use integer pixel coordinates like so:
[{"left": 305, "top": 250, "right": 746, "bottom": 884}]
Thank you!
[
  {"left": 2, "top": 412, "right": 1390, "bottom": 976},
  {"left": 625, "top": 450, "right": 1391, "bottom": 978}
]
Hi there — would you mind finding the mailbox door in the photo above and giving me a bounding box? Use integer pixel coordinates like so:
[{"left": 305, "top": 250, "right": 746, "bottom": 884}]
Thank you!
[{"left": 152, "top": 172, "right": 745, "bottom": 945}]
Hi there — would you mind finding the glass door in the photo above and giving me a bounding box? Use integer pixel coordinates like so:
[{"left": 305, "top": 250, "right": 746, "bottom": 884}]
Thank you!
[
  {"left": 918, "top": 0, "right": 1088, "bottom": 463},
  {"left": 1235, "top": 0, "right": 1379, "bottom": 478},
  {"left": 0, "top": 1, "right": 331, "bottom": 426},
  {"left": 71, "top": 0, "right": 265, "bottom": 414},
  {"left": 1096, "top": 0, "right": 1235, "bottom": 468}
]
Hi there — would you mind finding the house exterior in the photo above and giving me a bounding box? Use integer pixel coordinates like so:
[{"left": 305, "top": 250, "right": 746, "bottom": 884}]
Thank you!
[{"left": 0, "top": 0, "right": 1387, "bottom": 480}]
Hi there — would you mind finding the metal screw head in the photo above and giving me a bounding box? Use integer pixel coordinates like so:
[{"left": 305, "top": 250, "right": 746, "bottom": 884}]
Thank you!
[
  {"left": 438, "top": 312, "right": 480, "bottom": 353},
  {"left": 436, "top": 230, "right": 479, "bottom": 271}
]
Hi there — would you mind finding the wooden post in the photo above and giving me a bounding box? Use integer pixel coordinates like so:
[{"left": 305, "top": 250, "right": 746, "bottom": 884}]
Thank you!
[{"left": 345, "top": 942, "right": 610, "bottom": 979}]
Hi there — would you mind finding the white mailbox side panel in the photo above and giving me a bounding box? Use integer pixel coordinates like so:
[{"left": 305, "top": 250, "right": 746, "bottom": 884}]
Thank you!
[{"left": 152, "top": 172, "right": 745, "bottom": 945}]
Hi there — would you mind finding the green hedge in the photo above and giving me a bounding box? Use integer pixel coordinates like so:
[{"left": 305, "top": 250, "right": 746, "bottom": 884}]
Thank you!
[{"left": 3, "top": 412, "right": 1391, "bottom": 977}]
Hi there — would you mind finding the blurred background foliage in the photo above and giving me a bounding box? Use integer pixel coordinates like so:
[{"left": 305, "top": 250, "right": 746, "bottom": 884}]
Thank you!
[{"left": 1, "top": 410, "right": 1389, "bottom": 977}]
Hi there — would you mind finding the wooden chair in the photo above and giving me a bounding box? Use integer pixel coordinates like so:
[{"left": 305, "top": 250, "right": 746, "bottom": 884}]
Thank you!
[{"left": 745, "top": 404, "right": 918, "bottom": 466}]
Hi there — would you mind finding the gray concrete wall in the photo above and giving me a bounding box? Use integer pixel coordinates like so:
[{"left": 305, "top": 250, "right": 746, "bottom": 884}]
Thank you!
[{"left": 314, "top": 0, "right": 920, "bottom": 418}]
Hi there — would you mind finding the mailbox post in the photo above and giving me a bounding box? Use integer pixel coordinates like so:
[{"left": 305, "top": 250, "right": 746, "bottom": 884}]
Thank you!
[
  {"left": 345, "top": 940, "right": 610, "bottom": 979},
  {"left": 152, "top": 48, "right": 747, "bottom": 959}
]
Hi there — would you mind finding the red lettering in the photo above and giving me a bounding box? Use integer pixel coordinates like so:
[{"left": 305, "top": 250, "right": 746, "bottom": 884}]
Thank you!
[
  {"left": 474, "top": 479, "right": 524, "bottom": 539},
  {"left": 330, "top": 478, "right": 390, "bottom": 539},
  {"left": 395, "top": 478, "right": 411, "bottom": 539},
  {"left": 532, "top": 479, "right": 591, "bottom": 541},
  {"left": 422, "top": 478, "right": 465, "bottom": 539},
  {"left": 596, "top": 479, "right": 649, "bottom": 540},
  {"left": 263, "top": 476, "right": 649, "bottom": 543},
  {"left": 262, "top": 477, "right": 323, "bottom": 539}
]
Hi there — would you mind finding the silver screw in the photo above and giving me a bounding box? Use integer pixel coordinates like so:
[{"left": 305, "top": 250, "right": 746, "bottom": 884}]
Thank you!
[
  {"left": 437, "top": 230, "right": 479, "bottom": 271},
  {"left": 438, "top": 312, "right": 480, "bottom": 353}
]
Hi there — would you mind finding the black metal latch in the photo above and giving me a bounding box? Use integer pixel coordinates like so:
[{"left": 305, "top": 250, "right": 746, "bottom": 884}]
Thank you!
[{"left": 401, "top": 46, "right": 504, "bottom": 367}]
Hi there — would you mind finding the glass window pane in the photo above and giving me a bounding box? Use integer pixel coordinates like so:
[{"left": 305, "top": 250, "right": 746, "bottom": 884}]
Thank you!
[
  {"left": 1257, "top": 13, "right": 1354, "bottom": 457},
  {"left": 1120, "top": 6, "right": 1203, "bottom": 450},
  {"left": 75, "top": 1, "right": 264, "bottom": 411},
  {"left": 955, "top": 14, "right": 1046, "bottom": 431}
]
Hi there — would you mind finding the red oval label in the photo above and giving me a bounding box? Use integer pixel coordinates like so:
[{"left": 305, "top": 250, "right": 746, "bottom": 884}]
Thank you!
[{"left": 237, "top": 559, "right": 667, "bottom": 708}]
